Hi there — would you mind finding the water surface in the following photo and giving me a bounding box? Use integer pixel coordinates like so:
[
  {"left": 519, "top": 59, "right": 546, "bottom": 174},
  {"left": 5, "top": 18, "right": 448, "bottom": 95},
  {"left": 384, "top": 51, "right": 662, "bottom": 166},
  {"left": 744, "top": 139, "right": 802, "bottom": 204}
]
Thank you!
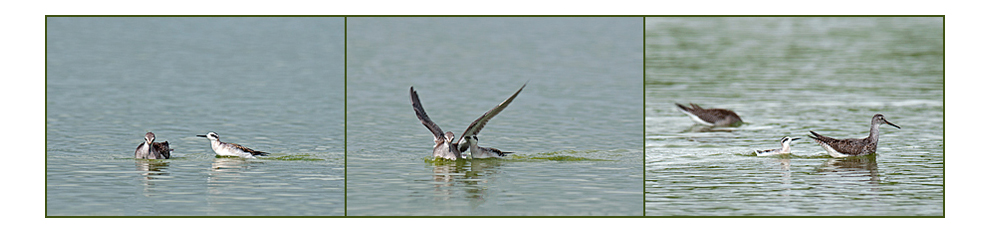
[
  {"left": 645, "top": 17, "right": 943, "bottom": 216},
  {"left": 46, "top": 17, "right": 345, "bottom": 216},
  {"left": 346, "top": 17, "right": 644, "bottom": 216}
]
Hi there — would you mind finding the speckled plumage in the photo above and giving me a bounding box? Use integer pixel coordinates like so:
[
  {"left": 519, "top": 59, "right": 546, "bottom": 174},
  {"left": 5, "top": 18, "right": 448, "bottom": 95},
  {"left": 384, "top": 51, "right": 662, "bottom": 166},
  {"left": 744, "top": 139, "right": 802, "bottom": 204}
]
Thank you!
[{"left": 808, "top": 114, "right": 900, "bottom": 157}]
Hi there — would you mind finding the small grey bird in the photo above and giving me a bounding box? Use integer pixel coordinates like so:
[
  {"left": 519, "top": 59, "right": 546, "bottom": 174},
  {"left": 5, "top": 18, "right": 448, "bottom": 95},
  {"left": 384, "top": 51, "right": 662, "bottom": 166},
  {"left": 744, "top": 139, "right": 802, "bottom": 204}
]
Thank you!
[{"left": 135, "top": 132, "right": 171, "bottom": 159}]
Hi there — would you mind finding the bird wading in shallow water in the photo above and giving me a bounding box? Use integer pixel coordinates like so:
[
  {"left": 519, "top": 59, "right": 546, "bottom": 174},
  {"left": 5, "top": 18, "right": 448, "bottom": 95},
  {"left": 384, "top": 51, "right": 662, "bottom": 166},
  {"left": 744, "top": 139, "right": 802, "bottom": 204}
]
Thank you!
[
  {"left": 410, "top": 83, "right": 526, "bottom": 160},
  {"left": 808, "top": 114, "right": 900, "bottom": 158},
  {"left": 197, "top": 131, "right": 269, "bottom": 158}
]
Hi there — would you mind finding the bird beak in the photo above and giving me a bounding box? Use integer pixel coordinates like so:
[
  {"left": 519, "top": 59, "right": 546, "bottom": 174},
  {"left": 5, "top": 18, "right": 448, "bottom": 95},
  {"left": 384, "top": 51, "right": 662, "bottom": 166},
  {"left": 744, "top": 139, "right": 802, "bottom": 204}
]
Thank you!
[
  {"left": 197, "top": 135, "right": 207, "bottom": 137},
  {"left": 885, "top": 120, "right": 901, "bottom": 129}
]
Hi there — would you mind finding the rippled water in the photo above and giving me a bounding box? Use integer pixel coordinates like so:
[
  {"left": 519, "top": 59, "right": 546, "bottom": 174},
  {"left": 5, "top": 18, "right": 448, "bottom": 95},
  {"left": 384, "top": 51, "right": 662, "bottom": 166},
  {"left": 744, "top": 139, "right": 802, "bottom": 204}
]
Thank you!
[
  {"left": 46, "top": 17, "right": 345, "bottom": 216},
  {"left": 645, "top": 17, "right": 943, "bottom": 216},
  {"left": 45, "top": 16, "right": 941, "bottom": 217},
  {"left": 346, "top": 17, "right": 644, "bottom": 216}
]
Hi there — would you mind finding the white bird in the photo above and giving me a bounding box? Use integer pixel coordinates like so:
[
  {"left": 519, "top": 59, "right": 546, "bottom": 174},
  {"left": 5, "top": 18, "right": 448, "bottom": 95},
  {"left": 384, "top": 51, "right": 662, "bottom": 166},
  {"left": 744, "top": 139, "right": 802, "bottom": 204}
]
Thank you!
[
  {"left": 197, "top": 131, "right": 269, "bottom": 158},
  {"left": 755, "top": 136, "right": 799, "bottom": 156}
]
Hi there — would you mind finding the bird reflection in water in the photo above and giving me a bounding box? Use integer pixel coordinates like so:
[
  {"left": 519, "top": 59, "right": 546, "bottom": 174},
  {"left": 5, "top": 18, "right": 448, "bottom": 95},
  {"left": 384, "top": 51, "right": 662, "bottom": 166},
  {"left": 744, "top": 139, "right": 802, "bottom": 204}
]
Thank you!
[
  {"left": 135, "top": 159, "right": 170, "bottom": 196},
  {"left": 207, "top": 157, "right": 263, "bottom": 184},
  {"left": 135, "top": 159, "right": 169, "bottom": 180},
  {"left": 777, "top": 156, "right": 792, "bottom": 186},
  {"left": 430, "top": 159, "right": 506, "bottom": 207},
  {"left": 816, "top": 155, "right": 881, "bottom": 185}
]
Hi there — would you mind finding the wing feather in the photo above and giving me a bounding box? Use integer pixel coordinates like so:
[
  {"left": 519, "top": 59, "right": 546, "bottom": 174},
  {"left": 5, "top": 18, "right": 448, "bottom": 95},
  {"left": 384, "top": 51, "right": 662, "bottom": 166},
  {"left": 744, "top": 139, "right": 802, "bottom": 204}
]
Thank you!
[{"left": 410, "top": 86, "right": 445, "bottom": 141}]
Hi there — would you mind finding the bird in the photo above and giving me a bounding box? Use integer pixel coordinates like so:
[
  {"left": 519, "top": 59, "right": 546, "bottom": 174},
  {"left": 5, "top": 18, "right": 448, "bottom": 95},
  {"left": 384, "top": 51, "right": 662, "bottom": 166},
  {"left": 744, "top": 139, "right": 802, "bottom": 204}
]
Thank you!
[
  {"left": 410, "top": 83, "right": 525, "bottom": 160},
  {"left": 808, "top": 114, "right": 900, "bottom": 157},
  {"left": 464, "top": 135, "right": 513, "bottom": 159},
  {"left": 755, "top": 136, "right": 800, "bottom": 156},
  {"left": 197, "top": 131, "right": 269, "bottom": 158},
  {"left": 135, "top": 132, "right": 172, "bottom": 159},
  {"left": 675, "top": 103, "right": 743, "bottom": 127}
]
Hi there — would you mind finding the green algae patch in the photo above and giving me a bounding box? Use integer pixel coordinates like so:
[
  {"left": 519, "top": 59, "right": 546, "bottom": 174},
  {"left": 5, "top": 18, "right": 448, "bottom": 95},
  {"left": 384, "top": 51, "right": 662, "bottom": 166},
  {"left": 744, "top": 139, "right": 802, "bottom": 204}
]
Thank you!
[
  {"left": 420, "top": 149, "right": 616, "bottom": 163},
  {"left": 534, "top": 150, "right": 599, "bottom": 156},
  {"left": 262, "top": 154, "right": 324, "bottom": 161},
  {"left": 423, "top": 156, "right": 467, "bottom": 165},
  {"left": 528, "top": 155, "right": 608, "bottom": 161},
  {"left": 517, "top": 150, "right": 613, "bottom": 161}
]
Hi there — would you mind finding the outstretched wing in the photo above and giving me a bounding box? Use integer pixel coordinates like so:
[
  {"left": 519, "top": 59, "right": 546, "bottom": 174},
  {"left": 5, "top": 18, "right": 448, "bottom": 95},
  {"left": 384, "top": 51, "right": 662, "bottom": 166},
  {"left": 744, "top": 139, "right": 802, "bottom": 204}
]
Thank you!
[
  {"left": 410, "top": 86, "right": 445, "bottom": 141},
  {"left": 458, "top": 83, "right": 527, "bottom": 152}
]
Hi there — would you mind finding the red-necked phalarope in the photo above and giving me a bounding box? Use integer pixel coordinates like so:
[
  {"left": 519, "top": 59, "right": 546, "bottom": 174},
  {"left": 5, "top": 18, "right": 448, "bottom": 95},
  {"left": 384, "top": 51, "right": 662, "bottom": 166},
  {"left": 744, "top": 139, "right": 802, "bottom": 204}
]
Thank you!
[
  {"left": 464, "top": 135, "right": 513, "bottom": 158},
  {"left": 675, "top": 103, "right": 743, "bottom": 127},
  {"left": 808, "top": 114, "right": 900, "bottom": 158},
  {"left": 755, "top": 136, "right": 799, "bottom": 156},
  {"left": 410, "top": 83, "right": 526, "bottom": 160},
  {"left": 135, "top": 132, "right": 172, "bottom": 159},
  {"left": 197, "top": 131, "right": 269, "bottom": 158}
]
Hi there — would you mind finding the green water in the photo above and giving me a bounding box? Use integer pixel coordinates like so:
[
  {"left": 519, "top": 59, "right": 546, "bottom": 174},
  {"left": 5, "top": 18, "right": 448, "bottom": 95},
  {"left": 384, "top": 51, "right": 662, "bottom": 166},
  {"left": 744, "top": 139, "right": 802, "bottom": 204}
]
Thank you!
[
  {"left": 645, "top": 17, "right": 943, "bottom": 216},
  {"left": 345, "top": 17, "right": 644, "bottom": 216},
  {"left": 44, "top": 16, "right": 943, "bottom": 217},
  {"left": 46, "top": 17, "right": 346, "bottom": 216}
]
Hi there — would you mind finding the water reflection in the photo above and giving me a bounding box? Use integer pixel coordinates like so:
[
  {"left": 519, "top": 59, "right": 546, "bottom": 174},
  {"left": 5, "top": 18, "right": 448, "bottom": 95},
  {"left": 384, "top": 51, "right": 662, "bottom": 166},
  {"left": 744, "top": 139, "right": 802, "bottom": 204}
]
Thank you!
[
  {"left": 776, "top": 157, "right": 792, "bottom": 185},
  {"left": 816, "top": 156, "right": 881, "bottom": 184},
  {"left": 134, "top": 159, "right": 170, "bottom": 196},
  {"left": 208, "top": 157, "right": 264, "bottom": 183},
  {"left": 429, "top": 159, "right": 505, "bottom": 205},
  {"left": 135, "top": 159, "right": 170, "bottom": 176}
]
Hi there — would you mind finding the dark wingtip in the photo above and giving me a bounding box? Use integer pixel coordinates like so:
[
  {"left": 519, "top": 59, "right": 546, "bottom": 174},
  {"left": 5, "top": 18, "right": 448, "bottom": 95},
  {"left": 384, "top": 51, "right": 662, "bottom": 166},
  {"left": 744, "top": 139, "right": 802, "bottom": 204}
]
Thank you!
[{"left": 675, "top": 103, "right": 689, "bottom": 111}]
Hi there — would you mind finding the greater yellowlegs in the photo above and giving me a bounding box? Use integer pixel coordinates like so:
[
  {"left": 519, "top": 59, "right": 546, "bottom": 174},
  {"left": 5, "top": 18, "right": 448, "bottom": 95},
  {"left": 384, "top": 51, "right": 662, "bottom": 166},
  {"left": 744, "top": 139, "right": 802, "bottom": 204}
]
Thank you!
[
  {"left": 197, "top": 131, "right": 269, "bottom": 158},
  {"left": 135, "top": 132, "right": 171, "bottom": 159},
  {"left": 675, "top": 103, "right": 743, "bottom": 127},
  {"left": 410, "top": 83, "right": 526, "bottom": 160},
  {"left": 808, "top": 114, "right": 900, "bottom": 157},
  {"left": 755, "top": 136, "right": 799, "bottom": 156}
]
